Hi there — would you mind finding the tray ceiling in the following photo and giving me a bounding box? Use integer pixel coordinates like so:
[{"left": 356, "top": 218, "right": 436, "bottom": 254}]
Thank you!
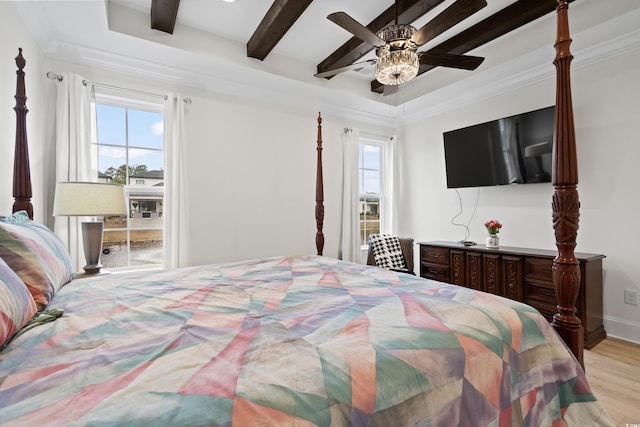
[{"left": 13, "top": 0, "right": 640, "bottom": 123}]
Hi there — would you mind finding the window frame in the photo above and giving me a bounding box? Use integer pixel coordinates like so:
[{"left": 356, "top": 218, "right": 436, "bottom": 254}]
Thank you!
[
  {"left": 91, "top": 92, "right": 165, "bottom": 272},
  {"left": 358, "top": 135, "right": 389, "bottom": 249}
]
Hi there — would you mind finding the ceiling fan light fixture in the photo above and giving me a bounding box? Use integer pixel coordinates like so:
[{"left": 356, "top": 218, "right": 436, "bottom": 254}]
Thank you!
[
  {"left": 373, "top": 24, "right": 419, "bottom": 86},
  {"left": 377, "top": 24, "right": 416, "bottom": 49},
  {"left": 375, "top": 49, "right": 419, "bottom": 85}
]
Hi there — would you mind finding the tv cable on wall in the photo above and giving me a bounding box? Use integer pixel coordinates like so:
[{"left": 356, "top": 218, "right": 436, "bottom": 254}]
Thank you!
[{"left": 451, "top": 188, "right": 480, "bottom": 246}]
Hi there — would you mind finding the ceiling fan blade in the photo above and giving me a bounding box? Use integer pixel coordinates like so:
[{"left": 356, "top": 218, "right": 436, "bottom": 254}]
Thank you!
[
  {"left": 418, "top": 52, "right": 484, "bottom": 70},
  {"left": 411, "top": 0, "right": 487, "bottom": 46},
  {"left": 327, "top": 12, "right": 386, "bottom": 47},
  {"left": 315, "top": 59, "right": 376, "bottom": 79}
]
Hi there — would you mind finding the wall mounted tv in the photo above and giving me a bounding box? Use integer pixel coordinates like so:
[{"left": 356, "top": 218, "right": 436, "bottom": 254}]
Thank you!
[{"left": 443, "top": 106, "right": 555, "bottom": 189}]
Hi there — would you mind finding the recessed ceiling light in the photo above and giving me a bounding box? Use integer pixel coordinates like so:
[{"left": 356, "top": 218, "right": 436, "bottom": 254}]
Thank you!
[{"left": 222, "top": 0, "right": 236, "bottom": 3}]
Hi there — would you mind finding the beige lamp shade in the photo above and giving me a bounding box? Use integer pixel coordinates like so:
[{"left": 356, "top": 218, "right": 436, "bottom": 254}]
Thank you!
[{"left": 53, "top": 182, "right": 127, "bottom": 216}]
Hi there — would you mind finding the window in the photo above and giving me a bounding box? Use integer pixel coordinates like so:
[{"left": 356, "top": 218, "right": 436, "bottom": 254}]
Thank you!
[
  {"left": 92, "top": 98, "right": 164, "bottom": 270},
  {"left": 359, "top": 139, "right": 385, "bottom": 246}
]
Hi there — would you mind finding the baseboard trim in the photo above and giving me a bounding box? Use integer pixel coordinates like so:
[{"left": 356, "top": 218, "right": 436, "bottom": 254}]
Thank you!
[{"left": 602, "top": 315, "right": 640, "bottom": 345}]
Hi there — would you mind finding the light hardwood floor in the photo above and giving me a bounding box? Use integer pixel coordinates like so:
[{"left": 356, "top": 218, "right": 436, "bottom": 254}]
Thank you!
[{"left": 584, "top": 337, "right": 640, "bottom": 425}]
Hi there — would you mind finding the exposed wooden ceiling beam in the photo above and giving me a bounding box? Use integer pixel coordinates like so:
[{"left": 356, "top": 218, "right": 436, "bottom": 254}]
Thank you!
[
  {"left": 150, "top": 0, "right": 181, "bottom": 34},
  {"left": 316, "top": 0, "right": 446, "bottom": 77},
  {"left": 247, "top": 0, "right": 315, "bottom": 61},
  {"left": 371, "top": 0, "right": 576, "bottom": 93}
]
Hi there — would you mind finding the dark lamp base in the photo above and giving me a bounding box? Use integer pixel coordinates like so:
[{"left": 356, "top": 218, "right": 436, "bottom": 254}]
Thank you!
[
  {"left": 81, "top": 221, "right": 105, "bottom": 276},
  {"left": 82, "top": 264, "right": 103, "bottom": 275}
]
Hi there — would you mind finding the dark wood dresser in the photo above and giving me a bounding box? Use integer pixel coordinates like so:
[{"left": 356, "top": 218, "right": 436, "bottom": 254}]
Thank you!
[{"left": 418, "top": 241, "right": 606, "bottom": 349}]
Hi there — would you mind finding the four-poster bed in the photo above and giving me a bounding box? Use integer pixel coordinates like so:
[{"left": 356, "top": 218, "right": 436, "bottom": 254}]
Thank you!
[
  {"left": 1, "top": 2, "right": 612, "bottom": 425},
  {"left": 549, "top": 0, "right": 585, "bottom": 367},
  {"left": 11, "top": 48, "right": 33, "bottom": 220}
]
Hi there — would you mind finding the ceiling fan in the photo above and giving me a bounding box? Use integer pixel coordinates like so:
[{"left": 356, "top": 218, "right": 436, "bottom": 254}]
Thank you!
[{"left": 315, "top": 0, "right": 487, "bottom": 87}]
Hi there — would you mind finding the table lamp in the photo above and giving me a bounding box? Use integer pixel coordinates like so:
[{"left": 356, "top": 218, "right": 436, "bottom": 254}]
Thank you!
[{"left": 53, "top": 182, "right": 127, "bottom": 274}]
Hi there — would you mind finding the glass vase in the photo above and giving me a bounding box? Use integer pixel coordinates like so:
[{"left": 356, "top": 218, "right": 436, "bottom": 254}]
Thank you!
[{"left": 486, "top": 234, "right": 499, "bottom": 248}]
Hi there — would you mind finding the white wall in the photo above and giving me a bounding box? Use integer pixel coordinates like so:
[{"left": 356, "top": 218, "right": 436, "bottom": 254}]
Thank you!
[
  {"left": 181, "top": 95, "right": 393, "bottom": 264},
  {"left": 0, "top": 3, "right": 52, "bottom": 222},
  {"left": 38, "top": 57, "right": 395, "bottom": 267},
  {"left": 397, "top": 48, "right": 640, "bottom": 343},
  {"left": 183, "top": 95, "right": 348, "bottom": 265}
]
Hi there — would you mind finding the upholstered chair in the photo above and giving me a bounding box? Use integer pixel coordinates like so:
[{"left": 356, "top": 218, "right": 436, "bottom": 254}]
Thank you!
[{"left": 366, "top": 235, "right": 415, "bottom": 274}]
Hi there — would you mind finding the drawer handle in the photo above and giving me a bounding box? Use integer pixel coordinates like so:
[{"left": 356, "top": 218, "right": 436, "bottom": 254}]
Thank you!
[
  {"left": 429, "top": 252, "right": 441, "bottom": 258},
  {"left": 541, "top": 267, "right": 553, "bottom": 274},
  {"left": 428, "top": 268, "right": 440, "bottom": 274}
]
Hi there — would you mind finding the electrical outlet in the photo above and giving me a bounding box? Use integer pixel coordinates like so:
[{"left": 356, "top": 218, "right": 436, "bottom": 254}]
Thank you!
[{"left": 624, "top": 289, "right": 638, "bottom": 306}]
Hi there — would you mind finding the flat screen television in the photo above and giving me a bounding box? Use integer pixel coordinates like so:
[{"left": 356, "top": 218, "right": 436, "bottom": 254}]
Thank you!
[{"left": 443, "top": 106, "right": 555, "bottom": 188}]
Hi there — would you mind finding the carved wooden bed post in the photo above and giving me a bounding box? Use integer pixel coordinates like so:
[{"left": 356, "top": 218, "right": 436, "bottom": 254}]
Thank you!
[
  {"left": 12, "top": 48, "right": 34, "bottom": 219},
  {"left": 315, "top": 113, "right": 325, "bottom": 256},
  {"left": 551, "top": 0, "right": 583, "bottom": 366}
]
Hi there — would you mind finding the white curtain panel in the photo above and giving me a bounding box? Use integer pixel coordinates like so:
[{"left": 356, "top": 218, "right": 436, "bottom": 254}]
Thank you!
[
  {"left": 163, "top": 93, "right": 190, "bottom": 268},
  {"left": 53, "top": 72, "right": 94, "bottom": 272},
  {"left": 339, "top": 127, "right": 361, "bottom": 263},
  {"left": 382, "top": 135, "right": 398, "bottom": 235}
]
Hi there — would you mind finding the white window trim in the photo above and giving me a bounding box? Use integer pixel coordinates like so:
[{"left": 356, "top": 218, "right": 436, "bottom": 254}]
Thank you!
[
  {"left": 92, "top": 94, "right": 165, "bottom": 272},
  {"left": 359, "top": 133, "right": 391, "bottom": 250}
]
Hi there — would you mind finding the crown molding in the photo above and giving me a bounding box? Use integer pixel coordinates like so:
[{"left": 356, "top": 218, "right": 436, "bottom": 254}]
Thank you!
[{"left": 398, "top": 9, "right": 640, "bottom": 124}]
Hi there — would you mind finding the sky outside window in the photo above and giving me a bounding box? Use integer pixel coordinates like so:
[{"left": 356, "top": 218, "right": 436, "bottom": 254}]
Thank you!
[
  {"left": 95, "top": 104, "right": 164, "bottom": 173},
  {"left": 359, "top": 144, "right": 381, "bottom": 194}
]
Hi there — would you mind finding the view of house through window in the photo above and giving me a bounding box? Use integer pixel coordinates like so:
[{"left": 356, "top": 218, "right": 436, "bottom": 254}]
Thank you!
[
  {"left": 93, "top": 100, "right": 164, "bottom": 270},
  {"left": 359, "top": 140, "right": 384, "bottom": 246}
]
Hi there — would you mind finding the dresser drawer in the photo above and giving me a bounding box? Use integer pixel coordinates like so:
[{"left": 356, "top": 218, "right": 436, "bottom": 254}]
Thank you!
[
  {"left": 525, "top": 278, "right": 557, "bottom": 305},
  {"left": 526, "top": 297, "right": 582, "bottom": 322},
  {"left": 525, "top": 299, "right": 558, "bottom": 322},
  {"left": 420, "top": 246, "right": 449, "bottom": 265},
  {"left": 524, "top": 258, "right": 554, "bottom": 281},
  {"left": 421, "top": 263, "right": 450, "bottom": 282},
  {"left": 526, "top": 270, "right": 588, "bottom": 306}
]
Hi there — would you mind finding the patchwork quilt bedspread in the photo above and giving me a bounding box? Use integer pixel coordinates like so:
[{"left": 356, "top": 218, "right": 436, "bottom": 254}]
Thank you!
[{"left": 0, "top": 256, "right": 612, "bottom": 426}]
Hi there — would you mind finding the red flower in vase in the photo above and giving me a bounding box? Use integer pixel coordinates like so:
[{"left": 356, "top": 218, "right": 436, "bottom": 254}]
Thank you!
[{"left": 484, "top": 220, "right": 502, "bottom": 235}]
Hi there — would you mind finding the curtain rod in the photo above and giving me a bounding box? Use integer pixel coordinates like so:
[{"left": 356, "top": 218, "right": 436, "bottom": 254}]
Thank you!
[
  {"left": 343, "top": 128, "right": 391, "bottom": 141},
  {"left": 360, "top": 131, "right": 392, "bottom": 141},
  {"left": 46, "top": 71, "right": 192, "bottom": 104}
]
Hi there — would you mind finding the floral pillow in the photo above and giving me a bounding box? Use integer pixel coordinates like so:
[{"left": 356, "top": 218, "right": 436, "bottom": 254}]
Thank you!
[
  {"left": 0, "top": 211, "right": 73, "bottom": 309},
  {"left": 0, "top": 257, "right": 38, "bottom": 346}
]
